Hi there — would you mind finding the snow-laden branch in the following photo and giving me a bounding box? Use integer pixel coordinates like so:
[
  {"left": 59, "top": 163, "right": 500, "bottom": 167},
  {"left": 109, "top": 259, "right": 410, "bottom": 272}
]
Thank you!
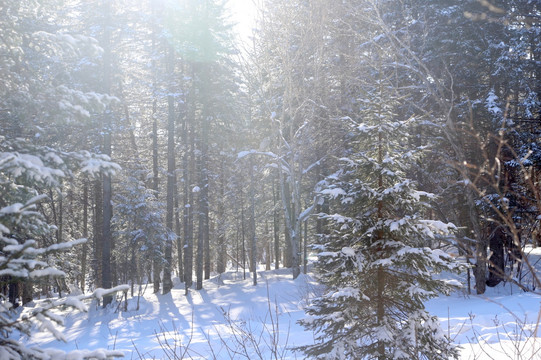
[
  {"left": 237, "top": 149, "right": 291, "bottom": 174},
  {"left": 302, "top": 156, "right": 325, "bottom": 175}
]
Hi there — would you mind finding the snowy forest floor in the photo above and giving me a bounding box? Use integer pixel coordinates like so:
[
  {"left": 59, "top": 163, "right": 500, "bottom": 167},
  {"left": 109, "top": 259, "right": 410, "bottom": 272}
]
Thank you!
[{"left": 17, "top": 248, "right": 541, "bottom": 360}]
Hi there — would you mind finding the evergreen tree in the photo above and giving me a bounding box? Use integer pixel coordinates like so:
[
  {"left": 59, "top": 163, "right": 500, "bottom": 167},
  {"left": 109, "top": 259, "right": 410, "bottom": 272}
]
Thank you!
[
  {"left": 299, "top": 74, "right": 460, "bottom": 359},
  {"left": 112, "top": 167, "right": 167, "bottom": 296},
  {"left": 0, "top": 137, "right": 123, "bottom": 358}
]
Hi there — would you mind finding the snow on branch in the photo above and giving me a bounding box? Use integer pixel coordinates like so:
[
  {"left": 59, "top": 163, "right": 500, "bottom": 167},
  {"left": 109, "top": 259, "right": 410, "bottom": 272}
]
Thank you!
[
  {"left": 78, "top": 152, "right": 122, "bottom": 177},
  {"left": 237, "top": 149, "right": 278, "bottom": 160},
  {"left": 237, "top": 149, "right": 291, "bottom": 174},
  {"left": 0, "top": 151, "right": 65, "bottom": 186}
]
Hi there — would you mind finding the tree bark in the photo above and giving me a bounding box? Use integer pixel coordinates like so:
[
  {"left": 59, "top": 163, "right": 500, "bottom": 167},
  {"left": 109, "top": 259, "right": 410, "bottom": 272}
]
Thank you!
[
  {"left": 250, "top": 159, "right": 257, "bottom": 285},
  {"left": 162, "top": 45, "right": 176, "bottom": 294},
  {"left": 93, "top": 179, "right": 103, "bottom": 289},
  {"left": 183, "top": 92, "right": 194, "bottom": 294},
  {"left": 152, "top": 109, "right": 161, "bottom": 293},
  {"left": 216, "top": 163, "right": 227, "bottom": 274},
  {"left": 81, "top": 182, "right": 88, "bottom": 292},
  {"left": 273, "top": 180, "right": 280, "bottom": 269},
  {"left": 175, "top": 183, "right": 183, "bottom": 281},
  {"left": 100, "top": 0, "right": 114, "bottom": 307}
]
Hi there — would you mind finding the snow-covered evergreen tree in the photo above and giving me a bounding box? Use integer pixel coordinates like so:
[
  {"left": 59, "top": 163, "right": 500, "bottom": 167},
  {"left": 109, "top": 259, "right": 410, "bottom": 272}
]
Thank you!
[
  {"left": 299, "top": 77, "right": 460, "bottom": 359},
  {"left": 112, "top": 167, "right": 168, "bottom": 295},
  {"left": 0, "top": 1, "right": 126, "bottom": 356},
  {"left": 0, "top": 136, "right": 124, "bottom": 359}
]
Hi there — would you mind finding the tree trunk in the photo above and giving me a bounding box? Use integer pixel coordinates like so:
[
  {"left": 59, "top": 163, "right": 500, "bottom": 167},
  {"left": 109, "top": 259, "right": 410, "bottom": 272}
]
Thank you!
[
  {"left": 100, "top": 0, "right": 114, "bottom": 307},
  {"left": 265, "top": 221, "right": 271, "bottom": 271},
  {"left": 279, "top": 165, "right": 301, "bottom": 279},
  {"left": 163, "top": 45, "right": 176, "bottom": 295},
  {"left": 241, "top": 195, "right": 246, "bottom": 280},
  {"left": 152, "top": 109, "right": 161, "bottom": 294},
  {"left": 303, "top": 219, "right": 308, "bottom": 274},
  {"left": 196, "top": 147, "right": 204, "bottom": 290},
  {"left": 93, "top": 179, "right": 103, "bottom": 289},
  {"left": 486, "top": 225, "right": 506, "bottom": 287},
  {"left": 273, "top": 180, "right": 280, "bottom": 269},
  {"left": 81, "top": 182, "right": 88, "bottom": 293},
  {"left": 216, "top": 163, "right": 226, "bottom": 274},
  {"left": 250, "top": 159, "right": 257, "bottom": 285},
  {"left": 175, "top": 183, "right": 183, "bottom": 281},
  {"left": 183, "top": 97, "right": 194, "bottom": 294},
  {"left": 151, "top": 0, "right": 161, "bottom": 294},
  {"left": 283, "top": 181, "right": 293, "bottom": 268}
]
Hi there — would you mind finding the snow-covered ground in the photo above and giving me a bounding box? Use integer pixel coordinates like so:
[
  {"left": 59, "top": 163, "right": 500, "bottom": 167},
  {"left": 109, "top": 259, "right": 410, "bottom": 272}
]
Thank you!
[{"left": 19, "top": 253, "right": 541, "bottom": 360}]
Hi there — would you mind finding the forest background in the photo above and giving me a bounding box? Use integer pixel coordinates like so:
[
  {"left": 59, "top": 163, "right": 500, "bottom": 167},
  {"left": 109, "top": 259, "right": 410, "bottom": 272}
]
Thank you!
[{"left": 0, "top": 0, "right": 540, "bottom": 358}]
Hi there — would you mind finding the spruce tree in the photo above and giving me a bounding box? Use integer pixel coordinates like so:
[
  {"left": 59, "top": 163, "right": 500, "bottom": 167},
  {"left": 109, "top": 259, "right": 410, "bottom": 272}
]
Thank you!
[{"left": 299, "top": 76, "right": 460, "bottom": 359}]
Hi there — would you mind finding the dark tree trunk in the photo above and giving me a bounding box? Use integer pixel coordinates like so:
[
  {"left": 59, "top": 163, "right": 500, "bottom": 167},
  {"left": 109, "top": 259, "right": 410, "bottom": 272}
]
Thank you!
[
  {"left": 100, "top": 0, "right": 114, "bottom": 307},
  {"left": 183, "top": 82, "right": 195, "bottom": 294},
  {"left": 216, "top": 163, "right": 226, "bottom": 274},
  {"left": 283, "top": 181, "right": 293, "bottom": 268},
  {"left": 196, "top": 148, "right": 204, "bottom": 290},
  {"left": 273, "top": 180, "right": 280, "bottom": 269},
  {"left": 175, "top": 184, "right": 183, "bottom": 281},
  {"left": 152, "top": 110, "right": 161, "bottom": 294},
  {"left": 265, "top": 221, "right": 271, "bottom": 271},
  {"left": 250, "top": 159, "right": 257, "bottom": 286},
  {"left": 151, "top": 0, "right": 161, "bottom": 294},
  {"left": 81, "top": 182, "right": 88, "bottom": 292},
  {"left": 93, "top": 179, "right": 103, "bottom": 289},
  {"left": 8, "top": 280, "right": 18, "bottom": 307},
  {"left": 163, "top": 45, "right": 176, "bottom": 294}
]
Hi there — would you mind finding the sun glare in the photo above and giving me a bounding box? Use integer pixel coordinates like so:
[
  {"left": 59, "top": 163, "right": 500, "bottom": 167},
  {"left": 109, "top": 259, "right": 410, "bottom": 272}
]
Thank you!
[{"left": 228, "top": 0, "right": 257, "bottom": 43}]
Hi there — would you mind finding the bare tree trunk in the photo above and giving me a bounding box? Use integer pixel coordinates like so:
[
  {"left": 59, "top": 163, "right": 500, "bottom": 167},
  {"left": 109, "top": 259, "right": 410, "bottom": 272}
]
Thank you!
[
  {"left": 93, "top": 180, "right": 103, "bottom": 290},
  {"left": 250, "top": 159, "right": 257, "bottom": 285},
  {"left": 303, "top": 219, "right": 308, "bottom": 274},
  {"left": 58, "top": 184, "right": 63, "bottom": 244},
  {"left": 241, "top": 193, "right": 246, "bottom": 280},
  {"left": 265, "top": 221, "right": 271, "bottom": 271},
  {"left": 152, "top": 110, "right": 161, "bottom": 293},
  {"left": 273, "top": 180, "right": 280, "bottom": 269},
  {"left": 196, "top": 147, "right": 204, "bottom": 290},
  {"left": 81, "top": 182, "right": 88, "bottom": 293},
  {"left": 279, "top": 165, "right": 300, "bottom": 279},
  {"left": 163, "top": 44, "right": 176, "bottom": 295},
  {"left": 175, "top": 184, "right": 183, "bottom": 280},
  {"left": 216, "top": 163, "right": 227, "bottom": 274},
  {"left": 100, "top": 0, "right": 114, "bottom": 306},
  {"left": 150, "top": 0, "right": 161, "bottom": 294},
  {"left": 283, "top": 182, "right": 293, "bottom": 268},
  {"left": 183, "top": 101, "right": 194, "bottom": 294}
]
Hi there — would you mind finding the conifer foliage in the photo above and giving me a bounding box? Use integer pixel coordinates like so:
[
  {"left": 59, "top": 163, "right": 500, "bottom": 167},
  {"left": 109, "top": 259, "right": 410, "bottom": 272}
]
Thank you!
[
  {"left": 0, "top": 137, "right": 124, "bottom": 359},
  {"left": 299, "top": 80, "right": 460, "bottom": 359}
]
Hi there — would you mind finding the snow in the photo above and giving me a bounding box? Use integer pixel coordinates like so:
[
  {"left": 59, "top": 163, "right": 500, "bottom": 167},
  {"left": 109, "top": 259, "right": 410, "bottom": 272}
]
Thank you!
[
  {"left": 15, "top": 266, "right": 541, "bottom": 359},
  {"left": 19, "top": 267, "right": 315, "bottom": 359},
  {"left": 330, "top": 287, "right": 360, "bottom": 299},
  {"left": 79, "top": 154, "right": 121, "bottom": 177},
  {"left": 0, "top": 223, "right": 10, "bottom": 234},
  {"left": 29, "top": 268, "right": 66, "bottom": 278},
  {"left": 91, "top": 285, "right": 130, "bottom": 301},
  {"left": 0, "top": 152, "right": 65, "bottom": 185},
  {"left": 321, "top": 187, "right": 346, "bottom": 198},
  {"left": 0, "top": 203, "right": 25, "bottom": 214},
  {"left": 341, "top": 247, "right": 356, "bottom": 257},
  {"left": 486, "top": 89, "right": 502, "bottom": 116}
]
